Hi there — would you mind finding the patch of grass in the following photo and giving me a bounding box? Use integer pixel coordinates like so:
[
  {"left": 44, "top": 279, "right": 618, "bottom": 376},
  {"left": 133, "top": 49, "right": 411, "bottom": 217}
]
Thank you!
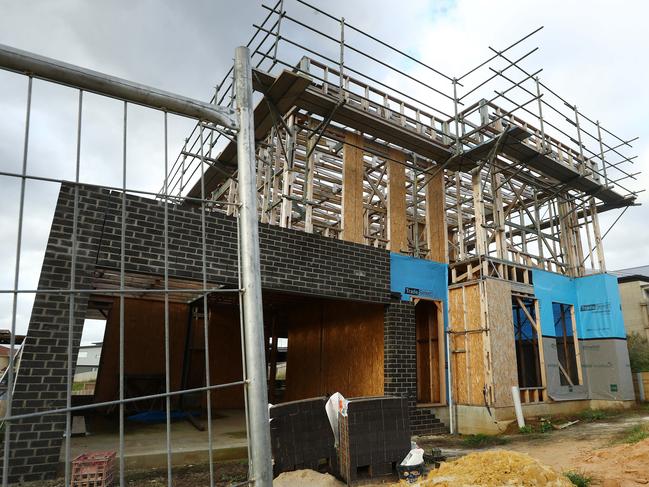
[
  {"left": 622, "top": 424, "right": 649, "bottom": 444},
  {"left": 579, "top": 409, "right": 608, "bottom": 422},
  {"left": 519, "top": 425, "right": 533, "bottom": 434},
  {"left": 461, "top": 433, "right": 509, "bottom": 448},
  {"left": 564, "top": 471, "right": 592, "bottom": 487}
]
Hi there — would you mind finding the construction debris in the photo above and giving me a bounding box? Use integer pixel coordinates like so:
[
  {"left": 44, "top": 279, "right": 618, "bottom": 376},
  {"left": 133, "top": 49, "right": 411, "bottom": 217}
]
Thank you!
[
  {"left": 421, "top": 450, "right": 571, "bottom": 486},
  {"left": 553, "top": 420, "right": 580, "bottom": 430}
]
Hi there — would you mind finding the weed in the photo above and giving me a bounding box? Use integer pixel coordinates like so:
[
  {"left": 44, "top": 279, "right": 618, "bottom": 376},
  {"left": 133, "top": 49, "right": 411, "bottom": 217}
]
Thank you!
[
  {"left": 579, "top": 409, "right": 607, "bottom": 422},
  {"left": 564, "top": 471, "right": 592, "bottom": 487},
  {"left": 461, "top": 433, "right": 509, "bottom": 448},
  {"left": 622, "top": 424, "right": 649, "bottom": 444},
  {"left": 538, "top": 419, "right": 554, "bottom": 433},
  {"left": 519, "top": 425, "right": 533, "bottom": 434}
]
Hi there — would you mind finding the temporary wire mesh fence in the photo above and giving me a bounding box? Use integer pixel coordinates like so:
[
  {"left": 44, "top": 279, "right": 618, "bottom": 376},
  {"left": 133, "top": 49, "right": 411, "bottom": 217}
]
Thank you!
[{"left": 0, "top": 42, "right": 271, "bottom": 486}]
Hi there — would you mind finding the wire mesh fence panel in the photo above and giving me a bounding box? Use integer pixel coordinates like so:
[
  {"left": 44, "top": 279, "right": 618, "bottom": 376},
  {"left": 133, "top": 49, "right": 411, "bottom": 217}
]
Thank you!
[{"left": 0, "top": 40, "right": 273, "bottom": 487}]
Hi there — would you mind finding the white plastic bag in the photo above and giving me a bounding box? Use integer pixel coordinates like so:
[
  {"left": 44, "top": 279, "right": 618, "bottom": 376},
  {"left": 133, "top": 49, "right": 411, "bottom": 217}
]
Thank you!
[{"left": 324, "top": 392, "right": 347, "bottom": 447}]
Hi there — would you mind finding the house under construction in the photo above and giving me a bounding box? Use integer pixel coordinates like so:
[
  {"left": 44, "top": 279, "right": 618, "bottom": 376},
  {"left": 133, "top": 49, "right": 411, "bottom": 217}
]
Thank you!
[{"left": 0, "top": 0, "right": 642, "bottom": 483}]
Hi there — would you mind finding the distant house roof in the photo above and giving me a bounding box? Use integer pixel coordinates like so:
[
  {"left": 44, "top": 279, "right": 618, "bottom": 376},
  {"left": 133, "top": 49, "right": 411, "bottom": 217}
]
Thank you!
[
  {"left": 611, "top": 265, "right": 649, "bottom": 283},
  {"left": 0, "top": 345, "right": 10, "bottom": 357}
]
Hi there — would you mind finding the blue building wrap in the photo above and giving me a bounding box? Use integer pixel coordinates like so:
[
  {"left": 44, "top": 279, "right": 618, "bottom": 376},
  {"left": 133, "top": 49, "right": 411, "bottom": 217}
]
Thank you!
[
  {"left": 389, "top": 253, "right": 449, "bottom": 327},
  {"left": 532, "top": 270, "right": 626, "bottom": 339}
]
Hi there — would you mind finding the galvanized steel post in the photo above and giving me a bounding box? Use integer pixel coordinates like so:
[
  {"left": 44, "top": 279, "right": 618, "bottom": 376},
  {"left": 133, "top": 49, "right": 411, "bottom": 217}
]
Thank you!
[{"left": 234, "top": 46, "right": 273, "bottom": 486}]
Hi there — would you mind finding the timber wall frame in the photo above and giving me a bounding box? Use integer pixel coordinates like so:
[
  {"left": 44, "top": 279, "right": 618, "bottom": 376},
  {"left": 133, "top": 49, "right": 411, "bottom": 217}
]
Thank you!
[{"left": 162, "top": 1, "right": 640, "bottom": 280}]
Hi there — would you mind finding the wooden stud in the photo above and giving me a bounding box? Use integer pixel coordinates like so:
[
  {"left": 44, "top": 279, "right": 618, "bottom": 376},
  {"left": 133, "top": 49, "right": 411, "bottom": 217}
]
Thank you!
[
  {"left": 304, "top": 119, "right": 317, "bottom": 233},
  {"left": 472, "top": 168, "right": 487, "bottom": 256},
  {"left": 590, "top": 197, "right": 606, "bottom": 271},
  {"left": 279, "top": 117, "right": 297, "bottom": 228},
  {"left": 491, "top": 171, "right": 507, "bottom": 260}
]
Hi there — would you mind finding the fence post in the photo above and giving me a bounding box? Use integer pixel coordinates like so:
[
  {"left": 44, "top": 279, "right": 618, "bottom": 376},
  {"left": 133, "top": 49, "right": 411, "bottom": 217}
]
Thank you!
[{"left": 234, "top": 45, "right": 273, "bottom": 486}]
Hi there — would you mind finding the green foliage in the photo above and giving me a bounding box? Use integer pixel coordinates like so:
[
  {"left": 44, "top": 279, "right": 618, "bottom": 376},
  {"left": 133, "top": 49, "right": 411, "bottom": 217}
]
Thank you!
[
  {"left": 622, "top": 424, "right": 649, "bottom": 444},
  {"left": 627, "top": 332, "right": 649, "bottom": 372},
  {"left": 579, "top": 409, "right": 607, "bottom": 422},
  {"left": 519, "top": 425, "right": 533, "bottom": 434},
  {"left": 461, "top": 433, "right": 509, "bottom": 448},
  {"left": 564, "top": 471, "right": 592, "bottom": 487},
  {"left": 538, "top": 419, "right": 554, "bottom": 433}
]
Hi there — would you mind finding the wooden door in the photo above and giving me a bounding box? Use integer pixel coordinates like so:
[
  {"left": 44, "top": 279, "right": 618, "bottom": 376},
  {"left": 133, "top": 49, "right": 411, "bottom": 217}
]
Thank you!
[{"left": 415, "top": 300, "right": 442, "bottom": 404}]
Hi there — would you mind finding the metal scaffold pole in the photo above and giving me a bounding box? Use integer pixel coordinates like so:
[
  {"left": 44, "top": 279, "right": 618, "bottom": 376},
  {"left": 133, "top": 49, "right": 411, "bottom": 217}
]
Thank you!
[{"left": 234, "top": 45, "right": 273, "bottom": 486}]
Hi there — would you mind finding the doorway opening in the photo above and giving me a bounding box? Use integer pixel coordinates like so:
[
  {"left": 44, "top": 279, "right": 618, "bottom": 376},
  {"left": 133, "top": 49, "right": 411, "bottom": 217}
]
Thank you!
[{"left": 415, "top": 299, "right": 445, "bottom": 405}]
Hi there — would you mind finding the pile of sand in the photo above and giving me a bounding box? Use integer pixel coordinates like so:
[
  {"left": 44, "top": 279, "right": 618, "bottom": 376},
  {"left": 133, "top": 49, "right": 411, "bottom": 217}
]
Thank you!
[
  {"left": 421, "top": 450, "right": 572, "bottom": 486},
  {"left": 273, "top": 469, "right": 345, "bottom": 486},
  {"left": 572, "top": 437, "right": 649, "bottom": 487}
]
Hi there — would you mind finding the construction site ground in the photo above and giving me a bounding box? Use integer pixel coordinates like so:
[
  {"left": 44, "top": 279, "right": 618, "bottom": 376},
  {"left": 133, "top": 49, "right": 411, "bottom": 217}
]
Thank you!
[{"left": 23, "top": 404, "right": 649, "bottom": 486}]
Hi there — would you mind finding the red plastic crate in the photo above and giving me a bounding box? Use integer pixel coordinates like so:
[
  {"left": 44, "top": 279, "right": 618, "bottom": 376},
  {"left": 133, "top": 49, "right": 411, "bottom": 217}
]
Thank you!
[{"left": 70, "top": 451, "right": 116, "bottom": 487}]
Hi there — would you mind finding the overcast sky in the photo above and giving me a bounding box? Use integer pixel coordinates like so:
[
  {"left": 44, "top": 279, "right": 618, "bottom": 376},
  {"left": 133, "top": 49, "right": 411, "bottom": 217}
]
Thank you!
[{"left": 0, "top": 0, "right": 647, "bottom": 344}]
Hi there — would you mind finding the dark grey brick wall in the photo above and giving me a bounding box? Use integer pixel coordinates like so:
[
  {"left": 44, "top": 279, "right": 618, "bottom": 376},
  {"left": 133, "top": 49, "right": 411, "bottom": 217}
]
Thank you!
[
  {"left": 384, "top": 301, "right": 447, "bottom": 436},
  {"left": 0, "top": 185, "right": 106, "bottom": 483},
  {"left": 91, "top": 187, "right": 391, "bottom": 302},
  {"left": 2, "top": 183, "right": 443, "bottom": 483}
]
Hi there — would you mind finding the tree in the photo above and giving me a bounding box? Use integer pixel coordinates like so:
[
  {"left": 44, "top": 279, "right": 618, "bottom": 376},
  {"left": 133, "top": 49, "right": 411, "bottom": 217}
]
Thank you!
[{"left": 627, "top": 332, "right": 649, "bottom": 373}]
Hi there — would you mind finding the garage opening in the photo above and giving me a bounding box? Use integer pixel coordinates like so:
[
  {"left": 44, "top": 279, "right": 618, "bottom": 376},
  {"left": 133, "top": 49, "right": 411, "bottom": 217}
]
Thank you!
[
  {"left": 71, "top": 282, "right": 385, "bottom": 466},
  {"left": 415, "top": 299, "right": 445, "bottom": 405},
  {"left": 552, "top": 302, "right": 581, "bottom": 386}
]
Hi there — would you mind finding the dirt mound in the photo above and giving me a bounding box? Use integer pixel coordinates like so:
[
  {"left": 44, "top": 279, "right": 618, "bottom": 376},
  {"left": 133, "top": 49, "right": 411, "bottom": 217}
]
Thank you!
[
  {"left": 572, "top": 437, "right": 649, "bottom": 487},
  {"left": 421, "top": 450, "right": 571, "bottom": 486},
  {"left": 273, "top": 469, "right": 345, "bottom": 486}
]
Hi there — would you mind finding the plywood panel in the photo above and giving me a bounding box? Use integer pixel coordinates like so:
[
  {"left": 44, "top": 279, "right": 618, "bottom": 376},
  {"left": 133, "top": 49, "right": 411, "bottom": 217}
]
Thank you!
[
  {"left": 208, "top": 305, "right": 245, "bottom": 408},
  {"left": 465, "top": 284, "right": 486, "bottom": 405},
  {"left": 341, "top": 132, "right": 365, "bottom": 244},
  {"left": 425, "top": 169, "right": 447, "bottom": 262},
  {"left": 95, "top": 298, "right": 189, "bottom": 405},
  {"left": 448, "top": 284, "right": 487, "bottom": 406},
  {"left": 448, "top": 287, "right": 467, "bottom": 405},
  {"left": 285, "top": 300, "right": 384, "bottom": 401},
  {"left": 387, "top": 148, "right": 408, "bottom": 253},
  {"left": 95, "top": 298, "right": 245, "bottom": 410},
  {"left": 322, "top": 302, "right": 384, "bottom": 397},
  {"left": 284, "top": 304, "right": 323, "bottom": 400},
  {"left": 484, "top": 279, "right": 517, "bottom": 407}
]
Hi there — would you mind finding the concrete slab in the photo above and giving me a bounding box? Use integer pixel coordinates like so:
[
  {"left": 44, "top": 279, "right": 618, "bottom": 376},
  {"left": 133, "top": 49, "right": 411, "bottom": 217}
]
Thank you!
[{"left": 62, "top": 409, "right": 248, "bottom": 469}]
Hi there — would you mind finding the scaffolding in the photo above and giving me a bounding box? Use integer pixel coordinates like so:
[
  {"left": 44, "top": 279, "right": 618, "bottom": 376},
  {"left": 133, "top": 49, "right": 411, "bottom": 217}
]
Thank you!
[{"left": 162, "top": 0, "right": 640, "bottom": 281}]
